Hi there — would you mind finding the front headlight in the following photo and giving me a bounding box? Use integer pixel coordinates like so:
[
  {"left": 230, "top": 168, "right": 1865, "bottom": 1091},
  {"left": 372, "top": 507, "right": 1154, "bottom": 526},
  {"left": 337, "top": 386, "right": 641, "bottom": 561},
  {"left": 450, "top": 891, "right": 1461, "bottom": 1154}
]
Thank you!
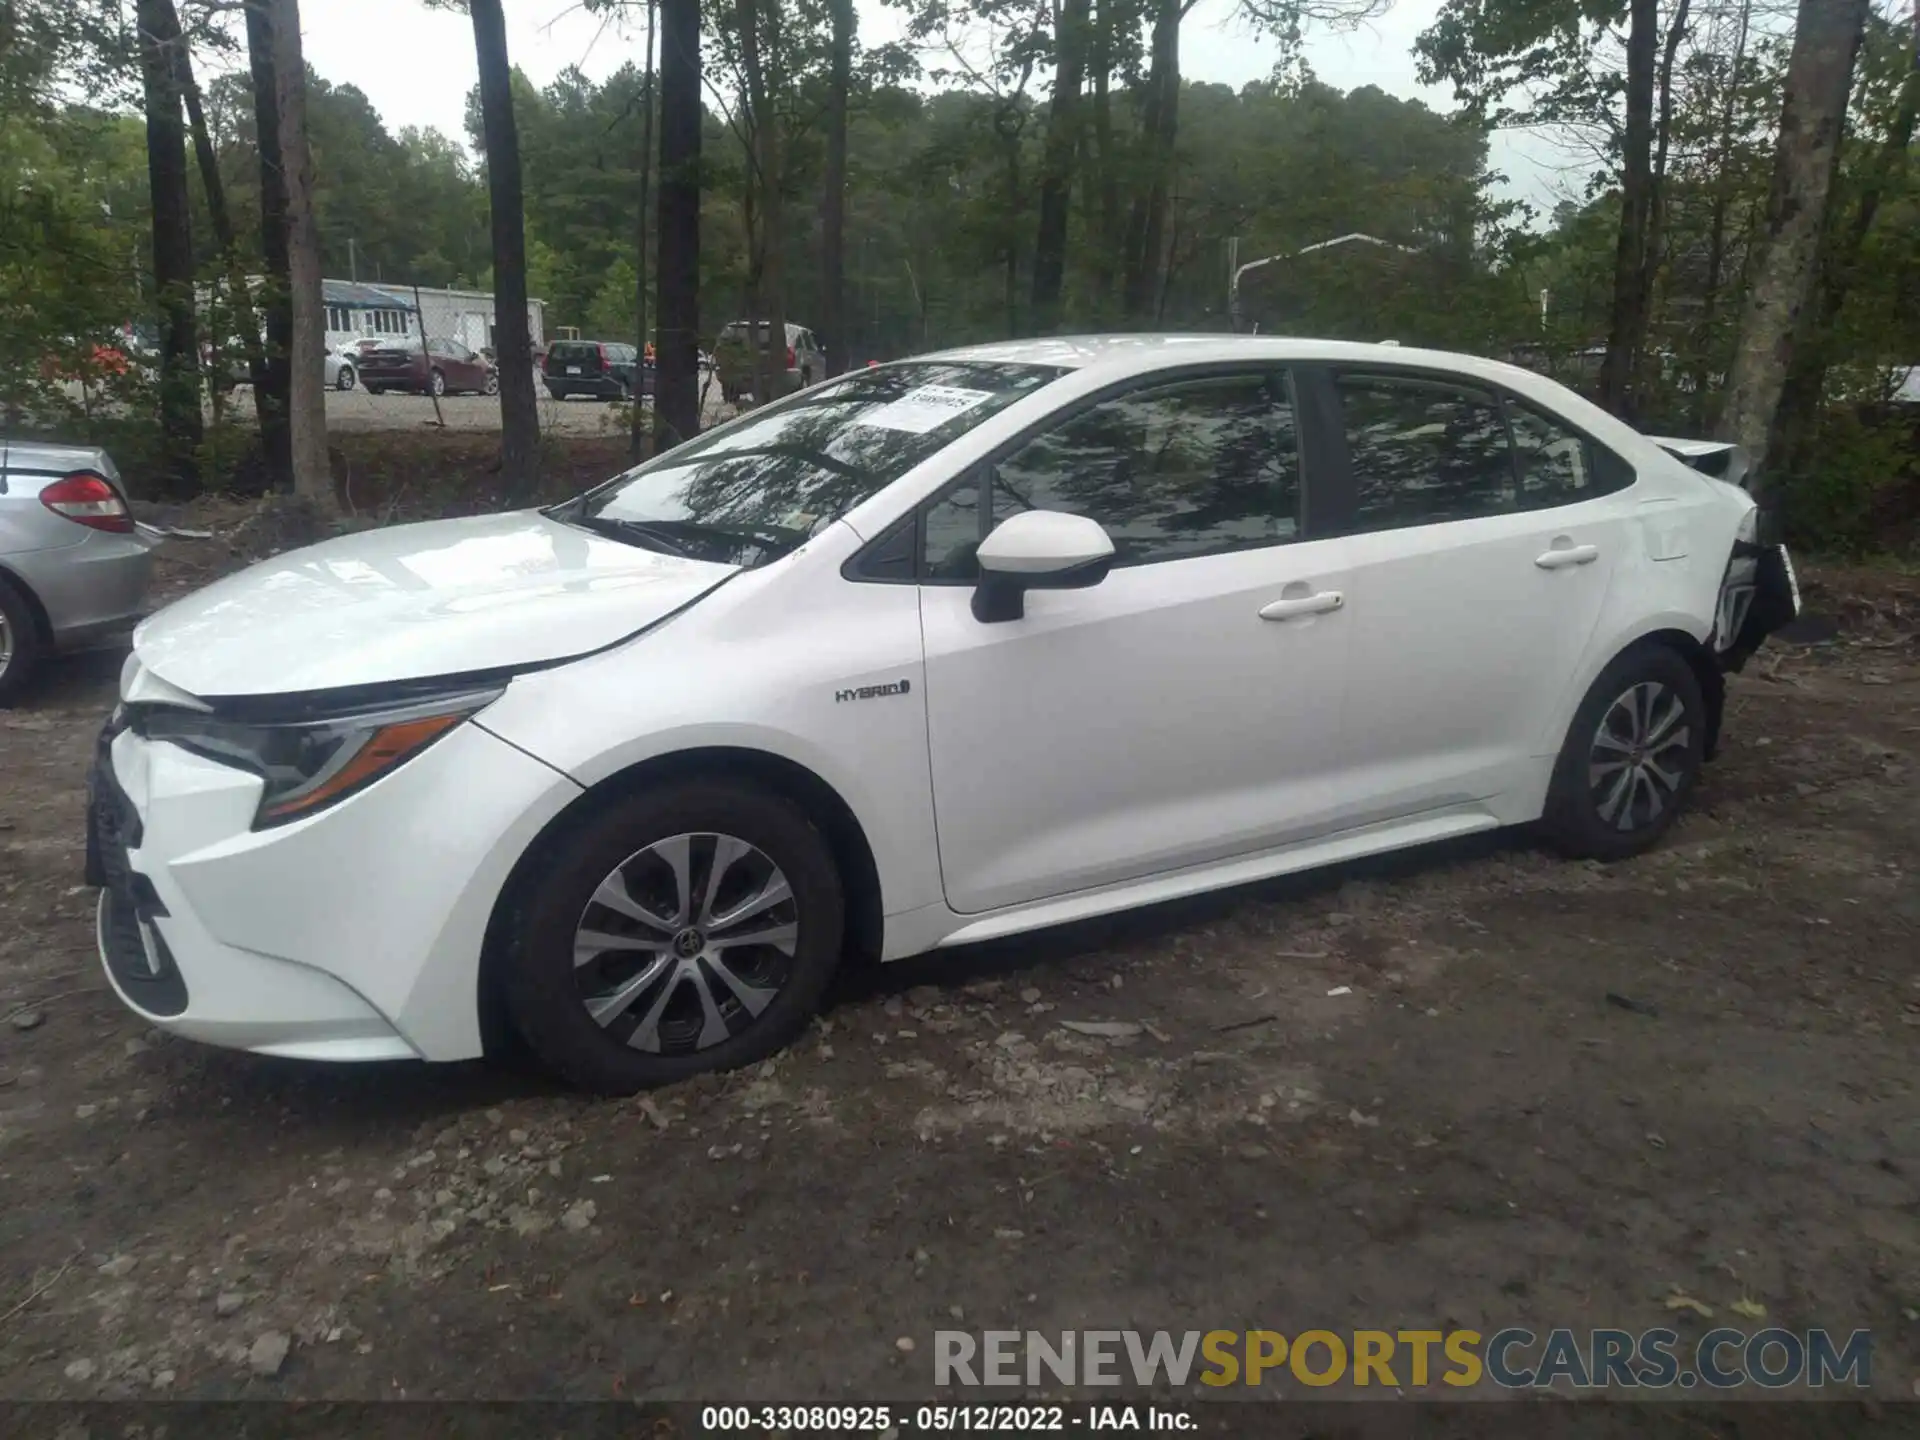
[{"left": 139, "top": 687, "right": 503, "bottom": 828}]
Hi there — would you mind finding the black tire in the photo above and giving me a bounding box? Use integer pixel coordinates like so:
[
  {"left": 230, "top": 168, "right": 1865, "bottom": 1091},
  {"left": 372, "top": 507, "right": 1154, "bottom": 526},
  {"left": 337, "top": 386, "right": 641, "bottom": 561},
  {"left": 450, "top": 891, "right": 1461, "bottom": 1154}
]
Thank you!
[
  {"left": 429, "top": 368, "right": 446, "bottom": 397},
  {"left": 500, "top": 779, "right": 846, "bottom": 1094},
  {"left": 336, "top": 363, "right": 356, "bottom": 392},
  {"left": 1540, "top": 643, "right": 1706, "bottom": 861},
  {"left": 365, "top": 385, "right": 384, "bottom": 396},
  {"left": 545, "top": 386, "right": 566, "bottom": 401},
  {"left": 615, "top": 379, "right": 632, "bottom": 402},
  {"left": 484, "top": 371, "right": 500, "bottom": 396},
  {"left": 0, "top": 575, "right": 45, "bottom": 708}
]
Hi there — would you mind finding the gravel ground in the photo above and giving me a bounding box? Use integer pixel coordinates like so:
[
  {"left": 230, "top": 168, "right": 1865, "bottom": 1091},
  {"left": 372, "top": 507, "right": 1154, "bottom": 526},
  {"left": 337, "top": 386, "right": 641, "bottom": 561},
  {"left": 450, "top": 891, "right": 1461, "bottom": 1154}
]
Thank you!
[{"left": 0, "top": 528, "right": 1916, "bottom": 1410}]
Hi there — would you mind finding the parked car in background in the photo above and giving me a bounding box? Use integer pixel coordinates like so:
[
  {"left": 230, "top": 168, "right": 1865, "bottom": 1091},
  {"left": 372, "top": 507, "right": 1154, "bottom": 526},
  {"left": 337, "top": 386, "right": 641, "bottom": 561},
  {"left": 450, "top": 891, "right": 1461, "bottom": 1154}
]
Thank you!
[
  {"left": 360, "top": 337, "right": 497, "bottom": 397},
  {"left": 543, "top": 340, "right": 649, "bottom": 401},
  {"left": 85, "top": 337, "right": 1797, "bottom": 1090},
  {"left": 714, "top": 321, "right": 825, "bottom": 404},
  {"left": 0, "top": 440, "right": 153, "bottom": 705},
  {"left": 324, "top": 345, "right": 358, "bottom": 392}
]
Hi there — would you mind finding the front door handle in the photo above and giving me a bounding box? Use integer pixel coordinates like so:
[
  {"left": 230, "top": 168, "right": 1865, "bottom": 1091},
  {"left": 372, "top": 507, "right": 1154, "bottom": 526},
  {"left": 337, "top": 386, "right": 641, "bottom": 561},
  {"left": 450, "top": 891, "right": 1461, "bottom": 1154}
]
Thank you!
[
  {"left": 1535, "top": 543, "right": 1599, "bottom": 570},
  {"left": 1259, "top": 590, "right": 1344, "bottom": 621}
]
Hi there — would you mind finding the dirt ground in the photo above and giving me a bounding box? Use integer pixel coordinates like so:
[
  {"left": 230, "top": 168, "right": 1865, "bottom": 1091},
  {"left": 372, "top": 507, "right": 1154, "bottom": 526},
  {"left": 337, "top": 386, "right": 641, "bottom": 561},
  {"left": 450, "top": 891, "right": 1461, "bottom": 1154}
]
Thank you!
[{"left": 1, "top": 486, "right": 1917, "bottom": 1413}]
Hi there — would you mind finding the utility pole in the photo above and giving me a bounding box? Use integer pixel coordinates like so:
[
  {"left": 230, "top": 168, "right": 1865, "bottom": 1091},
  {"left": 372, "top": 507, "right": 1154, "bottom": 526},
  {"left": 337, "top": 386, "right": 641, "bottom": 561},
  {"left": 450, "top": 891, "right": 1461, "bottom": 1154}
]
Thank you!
[{"left": 348, "top": 236, "right": 357, "bottom": 281}]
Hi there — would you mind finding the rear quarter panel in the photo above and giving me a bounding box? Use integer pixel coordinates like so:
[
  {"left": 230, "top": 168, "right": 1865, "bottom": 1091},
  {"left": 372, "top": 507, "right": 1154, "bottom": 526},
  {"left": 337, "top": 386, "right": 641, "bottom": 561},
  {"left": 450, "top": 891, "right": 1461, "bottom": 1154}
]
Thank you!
[{"left": 1536, "top": 463, "right": 1751, "bottom": 760}]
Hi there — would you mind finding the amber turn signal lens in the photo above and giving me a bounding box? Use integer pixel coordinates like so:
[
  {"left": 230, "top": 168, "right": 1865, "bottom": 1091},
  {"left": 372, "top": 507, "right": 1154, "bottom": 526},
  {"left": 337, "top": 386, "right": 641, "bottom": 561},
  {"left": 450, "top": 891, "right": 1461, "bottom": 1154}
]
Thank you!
[{"left": 257, "top": 713, "right": 464, "bottom": 822}]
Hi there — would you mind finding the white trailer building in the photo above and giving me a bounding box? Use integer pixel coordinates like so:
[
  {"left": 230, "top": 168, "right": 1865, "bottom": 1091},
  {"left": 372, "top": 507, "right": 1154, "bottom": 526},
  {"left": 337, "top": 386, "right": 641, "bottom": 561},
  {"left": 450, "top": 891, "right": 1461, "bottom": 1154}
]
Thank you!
[{"left": 321, "top": 279, "right": 547, "bottom": 355}]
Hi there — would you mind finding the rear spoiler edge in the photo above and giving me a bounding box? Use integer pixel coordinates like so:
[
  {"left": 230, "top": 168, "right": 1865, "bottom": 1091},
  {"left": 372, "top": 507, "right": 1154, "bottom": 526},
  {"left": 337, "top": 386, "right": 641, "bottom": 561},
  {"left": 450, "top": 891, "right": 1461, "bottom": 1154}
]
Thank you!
[{"left": 1647, "top": 435, "right": 1750, "bottom": 491}]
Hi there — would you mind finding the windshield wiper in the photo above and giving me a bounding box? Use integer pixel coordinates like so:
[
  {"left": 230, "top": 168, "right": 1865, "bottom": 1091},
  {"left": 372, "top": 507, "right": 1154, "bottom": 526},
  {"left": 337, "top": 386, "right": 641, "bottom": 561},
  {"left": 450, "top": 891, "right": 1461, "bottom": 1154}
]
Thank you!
[
  {"left": 574, "top": 514, "right": 805, "bottom": 565},
  {"left": 570, "top": 514, "right": 704, "bottom": 558}
]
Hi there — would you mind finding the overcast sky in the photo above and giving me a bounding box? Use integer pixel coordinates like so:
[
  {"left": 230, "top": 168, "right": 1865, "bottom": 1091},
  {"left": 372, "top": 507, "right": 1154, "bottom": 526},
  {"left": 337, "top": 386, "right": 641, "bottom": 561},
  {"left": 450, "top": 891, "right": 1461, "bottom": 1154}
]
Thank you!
[{"left": 293, "top": 0, "right": 1568, "bottom": 217}]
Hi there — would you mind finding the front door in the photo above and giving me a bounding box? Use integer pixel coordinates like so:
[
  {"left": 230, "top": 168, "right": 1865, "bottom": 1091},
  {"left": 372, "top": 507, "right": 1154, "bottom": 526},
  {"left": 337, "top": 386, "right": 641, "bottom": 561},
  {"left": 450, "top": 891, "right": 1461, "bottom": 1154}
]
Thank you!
[
  {"left": 1323, "top": 370, "right": 1630, "bottom": 817},
  {"left": 918, "top": 368, "right": 1354, "bottom": 916}
]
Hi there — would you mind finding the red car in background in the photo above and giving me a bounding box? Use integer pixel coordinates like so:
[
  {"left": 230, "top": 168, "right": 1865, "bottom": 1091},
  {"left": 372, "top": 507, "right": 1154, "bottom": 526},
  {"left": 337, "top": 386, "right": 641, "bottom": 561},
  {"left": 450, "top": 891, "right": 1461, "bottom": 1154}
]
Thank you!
[{"left": 358, "top": 337, "right": 497, "bottom": 397}]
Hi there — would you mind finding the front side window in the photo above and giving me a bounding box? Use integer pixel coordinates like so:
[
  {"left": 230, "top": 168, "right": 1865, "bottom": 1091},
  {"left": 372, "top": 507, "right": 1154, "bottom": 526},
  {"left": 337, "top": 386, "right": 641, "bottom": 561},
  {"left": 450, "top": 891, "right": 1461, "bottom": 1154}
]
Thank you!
[
  {"left": 924, "top": 370, "right": 1301, "bottom": 577},
  {"left": 1336, "top": 374, "right": 1514, "bottom": 531},
  {"left": 556, "top": 360, "right": 1062, "bottom": 568}
]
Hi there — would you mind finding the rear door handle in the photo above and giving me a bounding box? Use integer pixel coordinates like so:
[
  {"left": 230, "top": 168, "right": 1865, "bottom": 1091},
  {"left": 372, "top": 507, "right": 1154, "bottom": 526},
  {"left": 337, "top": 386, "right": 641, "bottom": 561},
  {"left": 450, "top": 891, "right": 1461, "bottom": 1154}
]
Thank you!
[
  {"left": 1259, "top": 590, "right": 1344, "bottom": 621},
  {"left": 1535, "top": 543, "right": 1599, "bottom": 569}
]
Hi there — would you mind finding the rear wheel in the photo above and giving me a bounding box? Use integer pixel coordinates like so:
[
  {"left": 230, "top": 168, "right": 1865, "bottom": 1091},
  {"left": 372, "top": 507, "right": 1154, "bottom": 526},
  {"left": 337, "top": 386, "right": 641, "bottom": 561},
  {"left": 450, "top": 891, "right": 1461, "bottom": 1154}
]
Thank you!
[
  {"left": 335, "top": 363, "right": 356, "bottom": 392},
  {"left": 615, "top": 378, "right": 632, "bottom": 402},
  {"left": 501, "top": 779, "right": 846, "bottom": 1093},
  {"left": 1541, "top": 645, "right": 1706, "bottom": 861},
  {"left": 429, "top": 368, "right": 447, "bottom": 397},
  {"left": 484, "top": 370, "right": 500, "bottom": 396},
  {"left": 365, "top": 385, "right": 385, "bottom": 395},
  {"left": 0, "top": 576, "right": 45, "bottom": 708}
]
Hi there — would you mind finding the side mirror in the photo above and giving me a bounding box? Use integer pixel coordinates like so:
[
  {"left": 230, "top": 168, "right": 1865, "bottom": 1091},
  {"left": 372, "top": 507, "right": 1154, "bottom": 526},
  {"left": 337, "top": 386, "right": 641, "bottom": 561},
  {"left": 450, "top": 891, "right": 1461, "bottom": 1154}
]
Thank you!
[{"left": 972, "top": 510, "right": 1115, "bottom": 623}]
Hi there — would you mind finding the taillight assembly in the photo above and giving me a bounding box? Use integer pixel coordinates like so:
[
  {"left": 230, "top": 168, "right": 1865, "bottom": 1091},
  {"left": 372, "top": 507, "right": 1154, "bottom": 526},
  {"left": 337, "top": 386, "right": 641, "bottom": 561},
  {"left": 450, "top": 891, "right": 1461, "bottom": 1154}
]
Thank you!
[
  {"left": 41, "top": 471, "right": 133, "bottom": 534},
  {"left": 786, "top": 344, "right": 796, "bottom": 368},
  {"left": 598, "top": 343, "right": 610, "bottom": 368}
]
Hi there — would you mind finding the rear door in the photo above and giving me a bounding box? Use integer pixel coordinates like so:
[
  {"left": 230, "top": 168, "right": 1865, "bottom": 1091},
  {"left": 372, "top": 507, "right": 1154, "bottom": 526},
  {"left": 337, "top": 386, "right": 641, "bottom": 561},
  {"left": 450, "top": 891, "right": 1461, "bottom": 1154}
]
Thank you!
[{"left": 1314, "top": 368, "right": 1633, "bottom": 818}]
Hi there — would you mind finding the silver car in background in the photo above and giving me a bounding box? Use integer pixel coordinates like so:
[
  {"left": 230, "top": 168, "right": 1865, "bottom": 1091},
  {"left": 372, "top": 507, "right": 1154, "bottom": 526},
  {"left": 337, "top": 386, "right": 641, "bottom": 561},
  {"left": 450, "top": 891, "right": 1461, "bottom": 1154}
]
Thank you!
[{"left": 0, "top": 440, "right": 154, "bottom": 704}]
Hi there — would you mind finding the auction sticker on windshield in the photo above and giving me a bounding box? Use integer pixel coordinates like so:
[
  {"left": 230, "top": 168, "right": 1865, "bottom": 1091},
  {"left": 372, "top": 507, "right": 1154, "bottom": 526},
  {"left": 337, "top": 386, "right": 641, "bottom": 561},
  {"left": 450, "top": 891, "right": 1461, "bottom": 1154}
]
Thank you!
[{"left": 855, "top": 385, "right": 995, "bottom": 434}]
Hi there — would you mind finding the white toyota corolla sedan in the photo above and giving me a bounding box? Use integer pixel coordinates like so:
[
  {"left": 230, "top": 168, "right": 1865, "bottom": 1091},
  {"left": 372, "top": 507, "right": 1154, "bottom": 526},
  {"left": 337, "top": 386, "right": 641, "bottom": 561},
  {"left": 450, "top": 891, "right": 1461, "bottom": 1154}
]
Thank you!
[{"left": 89, "top": 337, "right": 1798, "bottom": 1092}]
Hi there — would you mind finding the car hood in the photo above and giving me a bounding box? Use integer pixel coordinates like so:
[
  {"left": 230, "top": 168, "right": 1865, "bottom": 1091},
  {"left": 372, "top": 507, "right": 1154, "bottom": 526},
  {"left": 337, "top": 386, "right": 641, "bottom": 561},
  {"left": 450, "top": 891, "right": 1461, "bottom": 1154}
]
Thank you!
[{"left": 133, "top": 511, "right": 737, "bottom": 697}]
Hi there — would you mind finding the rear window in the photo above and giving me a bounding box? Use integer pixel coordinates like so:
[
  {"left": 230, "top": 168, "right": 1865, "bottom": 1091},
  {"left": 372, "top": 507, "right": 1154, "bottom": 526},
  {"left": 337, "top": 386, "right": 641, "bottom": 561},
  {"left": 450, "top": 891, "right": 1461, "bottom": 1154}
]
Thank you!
[{"left": 548, "top": 342, "right": 599, "bottom": 363}]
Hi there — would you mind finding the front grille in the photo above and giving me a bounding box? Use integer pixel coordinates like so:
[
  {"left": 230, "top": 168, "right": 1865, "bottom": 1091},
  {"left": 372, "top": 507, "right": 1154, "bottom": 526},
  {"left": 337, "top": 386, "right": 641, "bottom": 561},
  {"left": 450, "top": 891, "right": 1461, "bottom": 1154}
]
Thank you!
[{"left": 87, "top": 726, "right": 189, "bottom": 1017}]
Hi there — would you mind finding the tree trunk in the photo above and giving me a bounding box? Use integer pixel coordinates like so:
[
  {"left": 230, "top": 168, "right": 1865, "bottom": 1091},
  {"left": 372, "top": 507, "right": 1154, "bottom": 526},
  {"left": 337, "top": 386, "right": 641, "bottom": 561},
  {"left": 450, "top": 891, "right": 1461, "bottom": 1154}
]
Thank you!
[
  {"left": 1716, "top": 0, "right": 1873, "bottom": 491},
  {"left": 1001, "top": 120, "right": 1022, "bottom": 338},
  {"left": 655, "top": 0, "right": 702, "bottom": 448},
  {"left": 736, "top": 0, "right": 788, "bottom": 405},
  {"left": 136, "top": 0, "right": 202, "bottom": 499},
  {"left": 172, "top": 9, "right": 267, "bottom": 401},
  {"left": 1122, "top": 0, "right": 1180, "bottom": 323},
  {"left": 1031, "top": 0, "right": 1091, "bottom": 335},
  {"left": 267, "top": 0, "right": 329, "bottom": 508},
  {"left": 244, "top": 0, "right": 292, "bottom": 489},
  {"left": 1088, "top": 0, "right": 1121, "bottom": 323},
  {"left": 1597, "top": 0, "right": 1658, "bottom": 421},
  {"left": 470, "top": 0, "right": 542, "bottom": 502},
  {"left": 1772, "top": 3, "right": 1920, "bottom": 476},
  {"left": 1687, "top": 0, "right": 1751, "bottom": 429},
  {"left": 1636, "top": 0, "right": 1691, "bottom": 417},
  {"left": 631, "top": 0, "right": 658, "bottom": 461},
  {"left": 821, "top": 0, "right": 852, "bottom": 376}
]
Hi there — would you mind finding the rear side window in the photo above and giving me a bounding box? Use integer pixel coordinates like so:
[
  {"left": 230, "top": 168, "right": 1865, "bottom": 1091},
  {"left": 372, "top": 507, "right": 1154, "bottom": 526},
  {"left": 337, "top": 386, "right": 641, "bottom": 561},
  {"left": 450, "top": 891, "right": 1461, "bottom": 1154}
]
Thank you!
[
  {"left": 1335, "top": 374, "right": 1513, "bottom": 530},
  {"left": 1510, "top": 403, "right": 1600, "bottom": 508},
  {"left": 549, "top": 342, "right": 595, "bottom": 364}
]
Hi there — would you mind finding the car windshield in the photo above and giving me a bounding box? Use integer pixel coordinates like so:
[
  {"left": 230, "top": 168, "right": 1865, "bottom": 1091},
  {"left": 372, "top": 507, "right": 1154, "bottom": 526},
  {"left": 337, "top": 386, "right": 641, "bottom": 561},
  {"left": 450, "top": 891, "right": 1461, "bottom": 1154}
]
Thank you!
[{"left": 550, "top": 360, "right": 1062, "bottom": 566}]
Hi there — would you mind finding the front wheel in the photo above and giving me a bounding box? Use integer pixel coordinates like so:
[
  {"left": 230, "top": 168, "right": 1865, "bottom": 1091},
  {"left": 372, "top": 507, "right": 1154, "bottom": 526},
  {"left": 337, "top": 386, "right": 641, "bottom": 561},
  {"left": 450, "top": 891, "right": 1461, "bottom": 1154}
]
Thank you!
[
  {"left": 484, "top": 371, "right": 500, "bottom": 396},
  {"left": 336, "top": 364, "right": 356, "bottom": 392},
  {"left": 500, "top": 779, "right": 846, "bottom": 1093},
  {"left": 429, "top": 368, "right": 446, "bottom": 397},
  {"left": 1540, "top": 645, "right": 1706, "bottom": 861}
]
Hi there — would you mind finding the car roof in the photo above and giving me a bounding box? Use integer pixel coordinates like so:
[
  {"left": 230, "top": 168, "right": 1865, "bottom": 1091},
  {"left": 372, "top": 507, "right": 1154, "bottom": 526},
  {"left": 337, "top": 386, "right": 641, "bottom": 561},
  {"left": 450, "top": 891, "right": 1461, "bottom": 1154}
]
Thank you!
[{"left": 914, "top": 334, "right": 1547, "bottom": 387}]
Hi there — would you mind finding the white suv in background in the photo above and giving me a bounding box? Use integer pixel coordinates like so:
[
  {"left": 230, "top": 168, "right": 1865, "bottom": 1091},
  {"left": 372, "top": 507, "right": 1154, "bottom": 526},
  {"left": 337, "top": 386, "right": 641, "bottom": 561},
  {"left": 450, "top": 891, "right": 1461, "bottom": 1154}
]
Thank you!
[{"left": 89, "top": 337, "right": 1796, "bottom": 1091}]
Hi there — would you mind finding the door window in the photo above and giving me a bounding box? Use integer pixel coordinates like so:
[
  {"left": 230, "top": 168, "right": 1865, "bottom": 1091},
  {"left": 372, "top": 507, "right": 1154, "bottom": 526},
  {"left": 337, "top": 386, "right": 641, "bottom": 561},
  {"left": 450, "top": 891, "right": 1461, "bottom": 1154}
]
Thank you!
[
  {"left": 1509, "top": 404, "right": 1604, "bottom": 508},
  {"left": 1335, "top": 374, "right": 1514, "bottom": 531},
  {"left": 923, "top": 371, "right": 1301, "bottom": 576}
]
